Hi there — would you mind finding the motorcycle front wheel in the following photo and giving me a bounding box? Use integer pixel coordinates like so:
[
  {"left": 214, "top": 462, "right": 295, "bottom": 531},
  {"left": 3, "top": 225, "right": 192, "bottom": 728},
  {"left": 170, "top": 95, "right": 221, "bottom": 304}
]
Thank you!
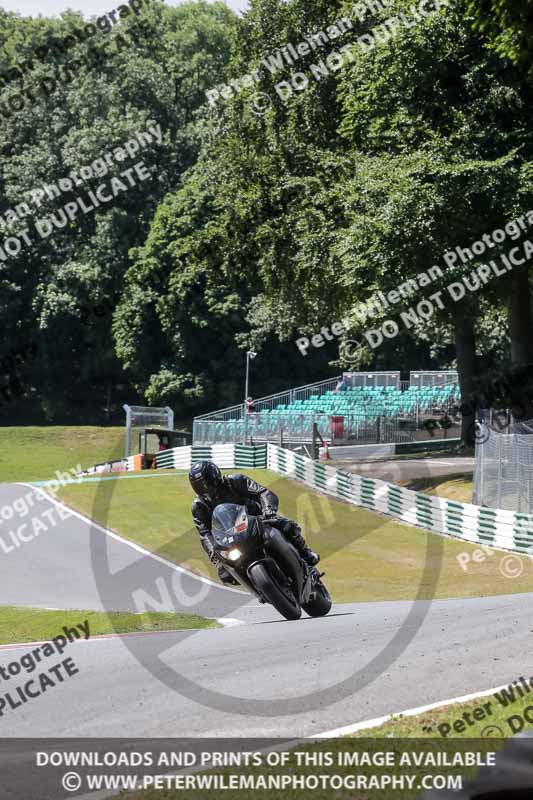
[
  {"left": 249, "top": 562, "right": 301, "bottom": 621},
  {"left": 302, "top": 582, "right": 332, "bottom": 617}
]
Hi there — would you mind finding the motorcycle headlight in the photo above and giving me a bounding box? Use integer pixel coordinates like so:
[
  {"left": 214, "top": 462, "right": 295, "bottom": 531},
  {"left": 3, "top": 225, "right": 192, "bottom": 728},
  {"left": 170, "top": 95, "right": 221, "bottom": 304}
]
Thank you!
[{"left": 227, "top": 548, "right": 242, "bottom": 561}]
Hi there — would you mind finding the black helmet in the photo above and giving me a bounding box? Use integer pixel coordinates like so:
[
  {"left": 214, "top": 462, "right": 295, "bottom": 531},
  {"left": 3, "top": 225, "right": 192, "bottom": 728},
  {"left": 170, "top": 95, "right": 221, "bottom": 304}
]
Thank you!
[{"left": 188, "top": 461, "right": 222, "bottom": 497}]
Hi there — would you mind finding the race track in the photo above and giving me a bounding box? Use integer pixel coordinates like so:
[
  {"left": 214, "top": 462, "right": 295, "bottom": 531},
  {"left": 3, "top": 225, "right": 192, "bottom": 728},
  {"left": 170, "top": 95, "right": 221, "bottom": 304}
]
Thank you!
[
  {"left": 335, "top": 456, "right": 475, "bottom": 482},
  {"left": 0, "top": 482, "right": 526, "bottom": 738}
]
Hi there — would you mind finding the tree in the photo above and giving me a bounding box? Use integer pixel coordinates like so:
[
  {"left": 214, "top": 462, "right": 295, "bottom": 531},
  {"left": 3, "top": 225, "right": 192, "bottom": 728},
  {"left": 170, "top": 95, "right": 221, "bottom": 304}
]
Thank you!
[
  {"left": 335, "top": 0, "right": 533, "bottom": 436},
  {"left": 0, "top": 1, "right": 235, "bottom": 421},
  {"left": 467, "top": 0, "right": 533, "bottom": 65},
  {"left": 180, "top": 0, "right": 533, "bottom": 441}
]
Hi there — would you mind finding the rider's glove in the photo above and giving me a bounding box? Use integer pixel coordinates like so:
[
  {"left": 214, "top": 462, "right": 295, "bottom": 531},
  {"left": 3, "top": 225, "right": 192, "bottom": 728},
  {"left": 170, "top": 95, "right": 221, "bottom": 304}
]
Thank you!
[
  {"left": 277, "top": 518, "right": 293, "bottom": 535},
  {"left": 263, "top": 505, "right": 277, "bottom": 519},
  {"left": 202, "top": 536, "right": 219, "bottom": 565}
]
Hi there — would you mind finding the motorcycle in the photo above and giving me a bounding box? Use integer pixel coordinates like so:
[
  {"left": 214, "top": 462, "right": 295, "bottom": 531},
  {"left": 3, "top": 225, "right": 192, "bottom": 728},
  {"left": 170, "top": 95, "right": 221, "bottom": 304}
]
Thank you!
[{"left": 211, "top": 502, "right": 332, "bottom": 621}]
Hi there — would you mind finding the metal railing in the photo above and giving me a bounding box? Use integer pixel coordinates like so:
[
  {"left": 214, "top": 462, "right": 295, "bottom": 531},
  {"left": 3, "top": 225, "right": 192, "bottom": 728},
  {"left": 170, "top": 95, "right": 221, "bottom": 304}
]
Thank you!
[
  {"left": 194, "top": 374, "right": 458, "bottom": 421},
  {"left": 194, "top": 414, "right": 328, "bottom": 445},
  {"left": 193, "top": 402, "right": 245, "bottom": 423},
  {"left": 473, "top": 414, "right": 533, "bottom": 512},
  {"left": 193, "top": 412, "right": 430, "bottom": 447},
  {"left": 409, "top": 370, "right": 458, "bottom": 387},
  {"left": 194, "top": 375, "right": 341, "bottom": 423},
  {"left": 343, "top": 370, "right": 401, "bottom": 388},
  {"left": 192, "top": 375, "right": 461, "bottom": 444}
]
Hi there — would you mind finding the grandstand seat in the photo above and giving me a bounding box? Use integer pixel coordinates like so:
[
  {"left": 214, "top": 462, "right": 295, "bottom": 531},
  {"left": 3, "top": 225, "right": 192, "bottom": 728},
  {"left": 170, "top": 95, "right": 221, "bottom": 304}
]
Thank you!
[{"left": 202, "top": 378, "right": 460, "bottom": 443}]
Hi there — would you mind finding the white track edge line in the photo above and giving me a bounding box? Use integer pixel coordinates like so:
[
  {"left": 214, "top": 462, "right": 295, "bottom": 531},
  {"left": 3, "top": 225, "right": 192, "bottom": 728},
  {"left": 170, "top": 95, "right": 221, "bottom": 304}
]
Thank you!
[
  {"left": 216, "top": 617, "right": 245, "bottom": 627},
  {"left": 59, "top": 684, "right": 507, "bottom": 800},
  {"left": 70, "top": 738, "right": 303, "bottom": 800},
  {"left": 17, "top": 483, "right": 245, "bottom": 596},
  {"left": 0, "top": 622, "right": 231, "bottom": 650},
  {"left": 60, "top": 687, "right": 508, "bottom": 800},
  {"left": 314, "top": 683, "right": 508, "bottom": 738}
]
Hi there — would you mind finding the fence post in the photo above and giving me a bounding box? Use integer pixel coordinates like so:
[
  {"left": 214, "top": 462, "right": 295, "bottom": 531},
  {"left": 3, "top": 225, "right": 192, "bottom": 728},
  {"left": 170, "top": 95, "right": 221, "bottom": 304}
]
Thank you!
[
  {"left": 524, "top": 440, "right": 528, "bottom": 512},
  {"left": 478, "top": 425, "right": 484, "bottom": 506},
  {"left": 311, "top": 422, "right": 321, "bottom": 460},
  {"left": 497, "top": 433, "right": 502, "bottom": 509},
  {"left": 123, "top": 404, "right": 132, "bottom": 458}
]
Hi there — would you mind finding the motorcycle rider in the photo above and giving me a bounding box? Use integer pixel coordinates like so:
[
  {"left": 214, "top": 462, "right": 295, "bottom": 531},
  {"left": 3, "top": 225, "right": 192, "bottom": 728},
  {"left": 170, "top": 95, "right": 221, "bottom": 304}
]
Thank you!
[{"left": 189, "top": 460, "right": 320, "bottom": 585}]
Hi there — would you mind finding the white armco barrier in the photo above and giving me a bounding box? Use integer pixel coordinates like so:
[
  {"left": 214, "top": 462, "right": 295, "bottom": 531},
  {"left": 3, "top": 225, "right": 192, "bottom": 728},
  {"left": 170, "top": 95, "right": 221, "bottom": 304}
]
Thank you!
[{"left": 321, "top": 443, "right": 396, "bottom": 460}]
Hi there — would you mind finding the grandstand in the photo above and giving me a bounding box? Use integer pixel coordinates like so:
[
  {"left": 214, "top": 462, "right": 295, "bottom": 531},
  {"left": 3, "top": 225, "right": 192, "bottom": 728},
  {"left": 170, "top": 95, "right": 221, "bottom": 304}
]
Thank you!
[
  {"left": 193, "top": 371, "right": 460, "bottom": 446},
  {"left": 269, "top": 383, "right": 458, "bottom": 418}
]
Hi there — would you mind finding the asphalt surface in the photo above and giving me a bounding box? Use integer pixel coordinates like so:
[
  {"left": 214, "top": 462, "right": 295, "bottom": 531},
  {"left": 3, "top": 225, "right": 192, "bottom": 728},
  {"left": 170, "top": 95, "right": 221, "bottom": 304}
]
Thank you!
[
  {"left": 0, "top": 481, "right": 526, "bottom": 739},
  {"left": 334, "top": 456, "right": 475, "bottom": 483},
  {"left": 0, "top": 482, "right": 238, "bottom": 618}
]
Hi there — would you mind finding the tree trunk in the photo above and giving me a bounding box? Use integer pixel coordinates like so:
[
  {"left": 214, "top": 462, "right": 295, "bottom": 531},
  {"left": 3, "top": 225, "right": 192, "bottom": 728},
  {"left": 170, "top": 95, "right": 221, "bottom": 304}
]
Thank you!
[
  {"left": 105, "top": 382, "right": 112, "bottom": 421},
  {"left": 453, "top": 305, "right": 477, "bottom": 448},
  {"left": 508, "top": 265, "right": 533, "bottom": 364},
  {"left": 508, "top": 265, "right": 533, "bottom": 420}
]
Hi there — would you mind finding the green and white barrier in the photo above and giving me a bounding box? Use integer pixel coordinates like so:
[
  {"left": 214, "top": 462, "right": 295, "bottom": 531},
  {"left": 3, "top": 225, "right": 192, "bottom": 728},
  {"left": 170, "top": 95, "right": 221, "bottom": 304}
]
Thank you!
[
  {"left": 154, "top": 443, "right": 267, "bottom": 471},
  {"left": 81, "top": 457, "right": 133, "bottom": 475},
  {"left": 151, "top": 442, "right": 533, "bottom": 554},
  {"left": 266, "top": 444, "right": 533, "bottom": 555}
]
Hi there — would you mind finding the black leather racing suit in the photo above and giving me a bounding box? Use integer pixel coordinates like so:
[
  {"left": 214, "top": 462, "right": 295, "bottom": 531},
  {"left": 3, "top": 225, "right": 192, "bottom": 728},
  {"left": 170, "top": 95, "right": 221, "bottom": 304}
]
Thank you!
[{"left": 191, "top": 474, "right": 308, "bottom": 579}]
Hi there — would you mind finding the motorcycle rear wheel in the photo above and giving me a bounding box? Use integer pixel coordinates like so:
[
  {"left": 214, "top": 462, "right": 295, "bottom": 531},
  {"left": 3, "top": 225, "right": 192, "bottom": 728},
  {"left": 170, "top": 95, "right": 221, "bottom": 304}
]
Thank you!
[
  {"left": 302, "top": 582, "right": 332, "bottom": 617},
  {"left": 249, "top": 563, "right": 301, "bottom": 621}
]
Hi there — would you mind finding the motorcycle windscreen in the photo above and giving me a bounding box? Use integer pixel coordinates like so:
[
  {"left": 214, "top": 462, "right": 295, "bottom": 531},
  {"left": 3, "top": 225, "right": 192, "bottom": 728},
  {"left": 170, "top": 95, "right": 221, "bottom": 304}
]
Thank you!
[{"left": 212, "top": 503, "right": 248, "bottom": 545}]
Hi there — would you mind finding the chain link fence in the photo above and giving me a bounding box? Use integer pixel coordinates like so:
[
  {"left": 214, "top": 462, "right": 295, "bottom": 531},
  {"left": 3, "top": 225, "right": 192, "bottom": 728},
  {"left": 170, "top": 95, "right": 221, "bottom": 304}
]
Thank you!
[{"left": 473, "top": 415, "right": 533, "bottom": 512}]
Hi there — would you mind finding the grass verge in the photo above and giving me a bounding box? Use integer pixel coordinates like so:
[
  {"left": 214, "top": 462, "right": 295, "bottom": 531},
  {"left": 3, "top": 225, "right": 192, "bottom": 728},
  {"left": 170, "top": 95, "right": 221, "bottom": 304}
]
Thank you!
[
  {"left": 405, "top": 473, "right": 474, "bottom": 504},
  {"left": 0, "top": 426, "right": 124, "bottom": 482},
  {"left": 114, "top": 740, "right": 502, "bottom": 800},
  {"left": 110, "top": 684, "right": 532, "bottom": 800},
  {"left": 0, "top": 605, "right": 218, "bottom": 644},
  {"left": 57, "top": 469, "right": 533, "bottom": 603},
  {"left": 350, "top": 684, "right": 533, "bottom": 739}
]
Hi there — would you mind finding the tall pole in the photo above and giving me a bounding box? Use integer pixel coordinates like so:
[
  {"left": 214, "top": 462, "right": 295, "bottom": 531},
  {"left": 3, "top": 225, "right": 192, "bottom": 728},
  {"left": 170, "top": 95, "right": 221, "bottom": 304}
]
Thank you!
[
  {"left": 244, "top": 352, "right": 251, "bottom": 410},
  {"left": 123, "top": 404, "right": 132, "bottom": 458},
  {"left": 244, "top": 350, "right": 257, "bottom": 445}
]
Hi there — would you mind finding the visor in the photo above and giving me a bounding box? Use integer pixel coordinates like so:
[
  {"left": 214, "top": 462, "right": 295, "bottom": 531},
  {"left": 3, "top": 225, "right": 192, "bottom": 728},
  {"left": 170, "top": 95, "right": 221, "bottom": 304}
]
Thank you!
[{"left": 191, "top": 477, "right": 211, "bottom": 496}]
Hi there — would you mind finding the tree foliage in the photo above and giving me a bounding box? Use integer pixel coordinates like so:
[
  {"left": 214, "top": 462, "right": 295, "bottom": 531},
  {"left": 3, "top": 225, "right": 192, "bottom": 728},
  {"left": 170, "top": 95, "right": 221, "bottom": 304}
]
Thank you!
[
  {"left": 467, "top": 0, "right": 533, "bottom": 65},
  {"left": 0, "top": 1, "right": 234, "bottom": 421},
  {"left": 2, "top": 0, "right": 532, "bottom": 435}
]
